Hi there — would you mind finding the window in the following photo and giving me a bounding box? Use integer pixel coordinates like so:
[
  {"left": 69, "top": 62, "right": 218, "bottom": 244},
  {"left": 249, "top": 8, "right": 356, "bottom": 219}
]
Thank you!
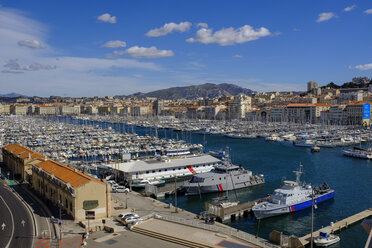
[
  {"left": 70, "top": 202, "right": 72, "bottom": 211},
  {"left": 146, "top": 171, "right": 149, "bottom": 174},
  {"left": 165, "top": 169, "right": 167, "bottom": 171},
  {"left": 152, "top": 170, "right": 155, "bottom": 173}
]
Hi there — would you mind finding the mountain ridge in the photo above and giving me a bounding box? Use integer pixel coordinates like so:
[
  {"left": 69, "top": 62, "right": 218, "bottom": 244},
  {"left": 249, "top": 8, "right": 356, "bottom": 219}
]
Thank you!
[{"left": 121, "top": 83, "right": 254, "bottom": 100}]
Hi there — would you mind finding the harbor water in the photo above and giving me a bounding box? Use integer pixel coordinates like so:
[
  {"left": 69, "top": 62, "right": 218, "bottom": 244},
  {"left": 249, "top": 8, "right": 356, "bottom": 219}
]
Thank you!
[{"left": 60, "top": 118, "right": 372, "bottom": 247}]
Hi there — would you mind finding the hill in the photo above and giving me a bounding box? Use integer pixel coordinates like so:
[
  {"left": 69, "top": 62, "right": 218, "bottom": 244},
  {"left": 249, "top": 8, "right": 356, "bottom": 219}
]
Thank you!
[
  {"left": 123, "top": 83, "right": 253, "bottom": 100},
  {"left": 0, "top": 92, "right": 28, "bottom": 98}
]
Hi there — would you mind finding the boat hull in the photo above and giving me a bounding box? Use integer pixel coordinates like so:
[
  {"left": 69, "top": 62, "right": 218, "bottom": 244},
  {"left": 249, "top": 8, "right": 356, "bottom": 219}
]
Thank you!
[
  {"left": 253, "top": 190, "right": 334, "bottom": 219},
  {"left": 184, "top": 178, "right": 264, "bottom": 195}
]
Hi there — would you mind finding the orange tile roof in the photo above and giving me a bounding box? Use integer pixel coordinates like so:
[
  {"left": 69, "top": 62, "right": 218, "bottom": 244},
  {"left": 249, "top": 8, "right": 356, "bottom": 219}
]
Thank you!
[
  {"left": 287, "top": 103, "right": 332, "bottom": 107},
  {"left": 34, "top": 160, "right": 104, "bottom": 188},
  {"left": 3, "top": 144, "right": 44, "bottom": 160},
  {"left": 347, "top": 101, "right": 372, "bottom": 105}
]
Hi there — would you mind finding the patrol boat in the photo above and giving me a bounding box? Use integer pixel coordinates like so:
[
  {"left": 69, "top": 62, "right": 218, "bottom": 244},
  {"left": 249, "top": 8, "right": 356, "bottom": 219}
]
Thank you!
[
  {"left": 252, "top": 164, "right": 334, "bottom": 219},
  {"left": 180, "top": 156, "right": 264, "bottom": 195}
]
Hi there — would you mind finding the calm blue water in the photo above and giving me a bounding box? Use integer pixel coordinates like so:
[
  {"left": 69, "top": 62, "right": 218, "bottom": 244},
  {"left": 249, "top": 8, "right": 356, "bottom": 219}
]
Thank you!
[{"left": 54, "top": 117, "right": 371, "bottom": 247}]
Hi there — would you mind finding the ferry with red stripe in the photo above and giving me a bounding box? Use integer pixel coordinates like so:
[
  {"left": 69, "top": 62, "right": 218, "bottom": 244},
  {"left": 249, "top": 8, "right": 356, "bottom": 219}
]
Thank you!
[
  {"left": 252, "top": 164, "right": 334, "bottom": 219},
  {"left": 180, "top": 160, "right": 264, "bottom": 195}
]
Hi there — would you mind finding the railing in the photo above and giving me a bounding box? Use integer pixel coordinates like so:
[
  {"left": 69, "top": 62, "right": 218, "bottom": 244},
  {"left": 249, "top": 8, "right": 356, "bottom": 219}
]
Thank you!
[{"left": 152, "top": 214, "right": 279, "bottom": 248}]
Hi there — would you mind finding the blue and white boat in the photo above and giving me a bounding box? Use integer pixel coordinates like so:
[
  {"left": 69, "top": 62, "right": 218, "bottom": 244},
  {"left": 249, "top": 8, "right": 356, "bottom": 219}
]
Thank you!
[{"left": 252, "top": 164, "right": 334, "bottom": 219}]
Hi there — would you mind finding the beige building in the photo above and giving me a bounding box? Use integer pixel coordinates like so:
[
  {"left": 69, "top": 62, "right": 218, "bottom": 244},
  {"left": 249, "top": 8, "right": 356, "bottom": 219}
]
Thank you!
[
  {"left": 131, "top": 106, "right": 151, "bottom": 116},
  {"left": 31, "top": 160, "right": 110, "bottom": 221},
  {"left": 0, "top": 104, "right": 11, "bottom": 115},
  {"left": 10, "top": 104, "right": 29, "bottom": 115},
  {"left": 2, "top": 144, "right": 45, "bottom": 182},
  {"left": 307, "top": 81, "right": 318, "bottom": 92},
  {"left": 286, "top": 103, "right": 331, "bottom": 124},
  {"left": 35, "top": 105, "right": 57, "bottom": 115},
  {"left": 228, "top": 94, "right": 252, "bottom": 119},
  {"left": 59, "top": 105, "right": 81, "bottom": 115}
]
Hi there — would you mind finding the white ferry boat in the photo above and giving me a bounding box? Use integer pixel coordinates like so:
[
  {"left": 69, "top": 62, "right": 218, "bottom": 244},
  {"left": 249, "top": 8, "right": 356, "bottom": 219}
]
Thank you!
[{"left": 252, "top": 164, "right": 334, "bottom": 219}]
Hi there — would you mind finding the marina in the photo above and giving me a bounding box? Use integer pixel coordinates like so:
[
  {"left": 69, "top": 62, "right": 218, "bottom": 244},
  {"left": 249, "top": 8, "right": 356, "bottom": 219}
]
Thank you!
[{"left": 0, "top": 115, "right": 371, "bottom": 247}]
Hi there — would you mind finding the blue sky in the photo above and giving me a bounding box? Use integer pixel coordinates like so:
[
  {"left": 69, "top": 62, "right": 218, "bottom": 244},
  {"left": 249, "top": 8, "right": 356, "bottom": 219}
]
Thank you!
[{"left": 0, "top": 0, "right": 371, "bottom": 97}]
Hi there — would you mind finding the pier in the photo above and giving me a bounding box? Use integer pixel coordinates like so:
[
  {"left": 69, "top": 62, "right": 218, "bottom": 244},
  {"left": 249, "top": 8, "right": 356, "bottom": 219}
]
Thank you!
[
  {"left": 298, "top": 208, "right": 372, "bottom": 246},
  {"left": 205, "top": 195, "right": 272, "bottom": 222}
]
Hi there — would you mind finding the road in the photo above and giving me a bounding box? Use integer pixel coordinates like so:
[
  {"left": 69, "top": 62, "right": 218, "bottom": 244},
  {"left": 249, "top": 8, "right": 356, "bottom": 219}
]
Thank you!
[
  {"left": 0, "top": 184, "right": 33, "bottom": 248},
  {"left": 13, "top": 184, "right": 54, "bottom": 240}
]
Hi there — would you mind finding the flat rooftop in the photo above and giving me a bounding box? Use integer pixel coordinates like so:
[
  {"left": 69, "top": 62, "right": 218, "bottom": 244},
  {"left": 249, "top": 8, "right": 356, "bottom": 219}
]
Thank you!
[{"left": 107, "top": 155, "right": 220, "bottom": 173}]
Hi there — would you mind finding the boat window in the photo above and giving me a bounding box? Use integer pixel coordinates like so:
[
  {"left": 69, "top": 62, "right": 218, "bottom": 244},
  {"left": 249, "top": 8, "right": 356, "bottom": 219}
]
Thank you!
[
  {"left": 219, "top": 177, "right": 221, "bottom": 180},
  {"left": 152, "top": 170, "right": 155, "bottom": 173},
  {"left": 165, "top": 169, "right": 167, "bottom": 171},
  {"left": 146, "top": 171, "right": 149, "bottom": 174},
  {"left": 190, "top": 176, "right": 205, "bottom": 183}
]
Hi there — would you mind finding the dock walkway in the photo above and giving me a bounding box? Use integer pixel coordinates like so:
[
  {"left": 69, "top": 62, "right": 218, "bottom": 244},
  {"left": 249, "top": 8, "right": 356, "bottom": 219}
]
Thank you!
[
  {"left": 206, "top": 195, "right": 272, "bottom": 222},
  {"left": 298, "top": 208, "right": 372, "bottom": 246}
]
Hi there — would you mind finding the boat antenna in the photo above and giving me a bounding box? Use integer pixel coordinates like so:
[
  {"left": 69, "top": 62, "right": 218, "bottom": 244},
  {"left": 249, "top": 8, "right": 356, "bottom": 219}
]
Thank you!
[{"left": 294, "top": 163, "right": 303, "bottom": 184}]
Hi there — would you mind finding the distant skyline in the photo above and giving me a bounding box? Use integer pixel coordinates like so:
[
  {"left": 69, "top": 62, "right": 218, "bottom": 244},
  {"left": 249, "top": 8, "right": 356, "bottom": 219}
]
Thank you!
[{"left": 0, "top": 0, "right": 371, "bottom": 97}]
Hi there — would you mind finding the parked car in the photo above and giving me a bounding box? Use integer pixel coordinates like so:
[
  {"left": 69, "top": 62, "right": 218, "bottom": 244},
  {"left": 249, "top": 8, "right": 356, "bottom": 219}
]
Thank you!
[
  {"left": 107, "top": 180, "right": 116, "bottom": 185},
  {"left": 115, "top": 186, "right": 129, "bottom": 193},
  {"left": 116, "top": 212, "right": 139, "bottom": 222},
  {"left": 122, "top": 216, "right": 142, "bottom": 226},
  {"left": 111, "top": 183, "right": 119, "bottom": 190}
]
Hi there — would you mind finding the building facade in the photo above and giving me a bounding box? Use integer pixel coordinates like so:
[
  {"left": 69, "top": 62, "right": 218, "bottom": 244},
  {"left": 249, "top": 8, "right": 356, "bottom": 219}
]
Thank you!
[
  {"left": 31, "top": 160, "right": 110, "bottom": 221},
  {"left": 2, "top": 144, "right": 45, "bottom": 182},
  {"left": 227, "top": 94, "right": 252, "bottom": 119}
]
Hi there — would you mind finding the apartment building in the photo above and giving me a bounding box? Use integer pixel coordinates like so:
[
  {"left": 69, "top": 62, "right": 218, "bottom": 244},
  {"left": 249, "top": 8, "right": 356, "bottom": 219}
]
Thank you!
[
  {"left": 227, "top": 94, "right": 252, "bottom": 119},
  {"left": 10, "top": 104, "right": 28, "bottom": 115},
  {"left": 285, "top": 103, "right": 331, "bottom": 124}
]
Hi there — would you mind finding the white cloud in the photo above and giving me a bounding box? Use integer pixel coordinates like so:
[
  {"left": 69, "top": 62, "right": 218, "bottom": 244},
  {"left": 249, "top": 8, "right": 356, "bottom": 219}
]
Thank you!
[
  {"left": 232, "top": 54, "right": 243, "bottom": 58},
  {"left": 3, "top": 59, "right": 56, "bottom": 72},
  {"left": 146, "top": 22, "right": 192, "bottom": 37},
  {"left": 0, "top": 8, "right": 167, "bottom": 96},
  {"left": 316, "top": 12, "right": 336, "bottom": 22},
  {"left": 344, "top": 4, "right": 356, "bottom": 12},
  {"left": 108, "top": 46, "right": 174, "bottom": 59},
  {"left": 354, "top": 63, "right": 372, "bottom": 70},
  {"left": 186, "top": 25, "right": 271, "bottom": 46},
  {"left": 364, "top": 9, "right": 372, "bottom": 14},
  {"left": 102, "top": 40, "right": 127, "bottom": 48},
  {"left": 97, "top": 13, "right": 116, "bottom": 24},
  {"left": 197, "top": 23, "right": 208, "bottom": 28},
  {"left": 18, "top": 39, "right": 43, "bottom": 49},
  {"left": 51, "top": 56, "right": 161, "bottom": 71}
]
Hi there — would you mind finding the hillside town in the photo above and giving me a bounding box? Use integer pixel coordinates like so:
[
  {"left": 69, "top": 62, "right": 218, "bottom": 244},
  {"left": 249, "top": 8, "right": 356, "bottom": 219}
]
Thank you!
[{"left": 1, "top": 78, "right": 372, "bottom": 126}]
